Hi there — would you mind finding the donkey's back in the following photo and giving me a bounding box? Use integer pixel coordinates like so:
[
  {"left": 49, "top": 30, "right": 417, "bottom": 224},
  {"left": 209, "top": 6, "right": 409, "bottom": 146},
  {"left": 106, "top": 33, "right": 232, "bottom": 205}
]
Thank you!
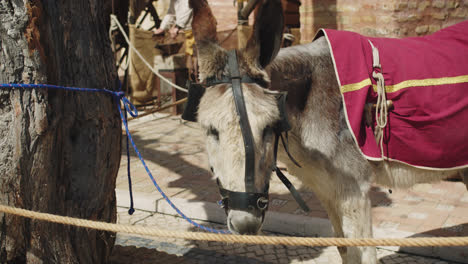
[
  {"left": 270, "top": 31, "right": 468, "bottom": 188},
  {"left": 269, "top": 33, "right": 468, "bottom": 264}
]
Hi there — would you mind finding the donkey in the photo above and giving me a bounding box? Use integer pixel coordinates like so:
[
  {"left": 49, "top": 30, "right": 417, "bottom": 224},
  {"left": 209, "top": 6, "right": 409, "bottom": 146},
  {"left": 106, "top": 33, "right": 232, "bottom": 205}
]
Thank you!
[{"left": 186, "top": 0, "right": 468, "bottom": 263}]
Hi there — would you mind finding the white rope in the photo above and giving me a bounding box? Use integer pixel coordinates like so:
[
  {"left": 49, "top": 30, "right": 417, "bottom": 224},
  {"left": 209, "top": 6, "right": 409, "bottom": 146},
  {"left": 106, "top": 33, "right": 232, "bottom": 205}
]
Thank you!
[
  {"left": 109, "top": 17, "right": 131, "bottom": 72},
  {"left": 369, "top": 40, "right": 388, "bottom": 157},
  {"left": 110, "top": 14, "right": 188, "bottom": 93},
  {"left": 109, "top": 16, "right": 118, "bottom": 51}
]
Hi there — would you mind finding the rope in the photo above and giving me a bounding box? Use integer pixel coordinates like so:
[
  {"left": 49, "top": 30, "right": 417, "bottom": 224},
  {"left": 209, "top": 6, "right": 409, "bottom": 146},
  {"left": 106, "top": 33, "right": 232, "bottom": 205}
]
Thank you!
[
  {"left": 369, "top": 40, "right": 388, "bottom": 157},
  {"left": 124, "top": 106, "right": 135, "bottom": 215},
  {"left": 109, "top": 15, "right": 118, "bottom": 51},
  {"left": 117, "top": 100, "right": 229, "bottom": 234},
  {"left": 3, "top": 85, "right": 468, "bottom": 248},
  {"left": 109, "top": 14, "right": 188, "bottom": 93},
  {"left": 128, "top": 97, "right": 188, "bottom": 121},
  {"left": 1, "top": 204, "right": 468, "bottom": 247},
  {"left": 109, "top": 16, "right": 130, "bottom": 72},
  {"left": 0, "top": 83, "right": 229, "bottom": 234}
]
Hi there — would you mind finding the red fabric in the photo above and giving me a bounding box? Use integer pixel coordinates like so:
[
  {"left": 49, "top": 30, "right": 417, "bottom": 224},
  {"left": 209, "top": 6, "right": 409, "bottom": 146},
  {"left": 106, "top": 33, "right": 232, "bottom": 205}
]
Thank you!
[{"left": 320, "top": 21, "right": 468, "bottom": 168}]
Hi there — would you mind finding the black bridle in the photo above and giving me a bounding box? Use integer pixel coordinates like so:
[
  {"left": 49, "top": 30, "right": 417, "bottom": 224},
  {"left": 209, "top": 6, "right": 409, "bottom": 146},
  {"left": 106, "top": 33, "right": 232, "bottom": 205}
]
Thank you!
[{"left": 182, "top": 50, "right": 310, "bottom": 215}]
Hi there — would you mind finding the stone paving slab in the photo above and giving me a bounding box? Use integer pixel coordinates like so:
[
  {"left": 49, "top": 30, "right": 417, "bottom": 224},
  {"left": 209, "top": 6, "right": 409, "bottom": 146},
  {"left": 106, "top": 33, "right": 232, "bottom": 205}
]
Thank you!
[
  {"left": 117, "top": 113, "right": 468, "bottom": 263},
  {"left": 112, "top": 208, "right": 458, "bottom": 264}
]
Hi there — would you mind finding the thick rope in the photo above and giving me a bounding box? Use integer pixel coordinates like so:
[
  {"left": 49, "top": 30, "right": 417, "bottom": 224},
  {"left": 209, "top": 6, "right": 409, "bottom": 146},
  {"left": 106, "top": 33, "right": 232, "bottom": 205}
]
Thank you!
[
  {"left": 369, "top": 40, "right": 388, "bottom": 157},
  {"left": 1, "top": 204, "right": 468, "bottom": 247},
  {"left": 110, "top": 14, "right": 188, "bottom": 93}
]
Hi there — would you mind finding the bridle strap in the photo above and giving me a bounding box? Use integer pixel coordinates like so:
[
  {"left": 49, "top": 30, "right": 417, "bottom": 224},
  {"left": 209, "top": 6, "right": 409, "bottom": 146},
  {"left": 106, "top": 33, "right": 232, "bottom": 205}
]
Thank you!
[
  {"left": 206, "top": 49, "right": 309, "bottom": 214},
  {"left": 206, "top": 75, "right": 256, "bottom": 86},
  {"left": 218, "top": 184, "right": 269, "bottom": 212},
  {"left": 273, "top": 134, "right": 310, "bottom": 212},
  {"left": 228, "top": 50, "right": 256, "bottom": 193},
  {"left": 278, "top": 133, "right": 301, "bottom": 168}
]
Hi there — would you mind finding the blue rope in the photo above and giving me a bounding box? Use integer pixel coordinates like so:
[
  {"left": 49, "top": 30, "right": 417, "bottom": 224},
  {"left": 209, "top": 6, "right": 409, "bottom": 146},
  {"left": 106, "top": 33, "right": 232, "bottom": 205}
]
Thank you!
[
  {"left": 124, "top": 107, "right": 135, "bottom": 215},
  {"left": 0, "top": 83, "right": 230, "bottom": 234},
  {"left": 116, "top": 80, "right": 136, "bottom": 216},
  {"left": 1, "top": 83, "right": 137, "bottom": 214}
]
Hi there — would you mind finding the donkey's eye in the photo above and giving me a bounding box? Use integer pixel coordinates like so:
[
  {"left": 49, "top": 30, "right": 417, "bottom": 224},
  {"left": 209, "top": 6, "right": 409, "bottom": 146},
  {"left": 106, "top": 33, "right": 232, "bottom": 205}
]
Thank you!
[{"left": 207, "top": 126, "right": 219, "bottom": 140}]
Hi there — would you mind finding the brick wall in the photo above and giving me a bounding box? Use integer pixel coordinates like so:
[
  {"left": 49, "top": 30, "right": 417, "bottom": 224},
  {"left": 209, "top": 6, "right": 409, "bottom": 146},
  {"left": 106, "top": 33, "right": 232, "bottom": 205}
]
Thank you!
[
  {"left": 300, "top": 0, "right": 468, "bottom": 43},
  {"left": 209, "top": 0, "right": 253, "bottom": 32},
  {"left": 157, "top": 0, "right": 467, "bottom": 47},
  {"left": 154, "top": 0, "right": 244, "bottom": 32}
]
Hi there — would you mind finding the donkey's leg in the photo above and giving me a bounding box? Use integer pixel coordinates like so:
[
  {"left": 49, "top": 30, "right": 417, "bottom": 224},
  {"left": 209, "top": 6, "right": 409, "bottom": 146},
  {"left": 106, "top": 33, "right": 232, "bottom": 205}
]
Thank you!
[
  {"left": 336, "top": 192, "right": 376, "bottom": 264},
  {"left": 323, "top": 204, "right": 347, "bottom": 260},
  {"left": 317, "top": 188, "right": 376, "bottom": 264}
]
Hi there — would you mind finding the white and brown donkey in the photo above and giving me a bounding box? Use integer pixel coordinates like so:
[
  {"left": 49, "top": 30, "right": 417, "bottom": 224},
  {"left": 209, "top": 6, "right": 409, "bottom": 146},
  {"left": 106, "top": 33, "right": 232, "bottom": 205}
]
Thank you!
[{"left": 186, "top": 0, "right": 468, "bottom": 263}]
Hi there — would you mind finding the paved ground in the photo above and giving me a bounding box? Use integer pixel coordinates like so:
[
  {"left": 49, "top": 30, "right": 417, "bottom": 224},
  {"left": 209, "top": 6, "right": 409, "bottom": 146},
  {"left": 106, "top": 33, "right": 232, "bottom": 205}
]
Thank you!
[
  {"left": 112, "top": 112, "right": 468, "bottom": 263},
  {"left": 110, "top": 208, "right": 458, "bottom": 264}
]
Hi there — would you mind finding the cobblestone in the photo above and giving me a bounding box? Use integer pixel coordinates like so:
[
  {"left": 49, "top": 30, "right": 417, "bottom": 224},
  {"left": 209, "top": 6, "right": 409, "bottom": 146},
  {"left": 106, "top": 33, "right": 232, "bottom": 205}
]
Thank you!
[{"left": 110, "top": 209, "right": 462, "bottom": 264}]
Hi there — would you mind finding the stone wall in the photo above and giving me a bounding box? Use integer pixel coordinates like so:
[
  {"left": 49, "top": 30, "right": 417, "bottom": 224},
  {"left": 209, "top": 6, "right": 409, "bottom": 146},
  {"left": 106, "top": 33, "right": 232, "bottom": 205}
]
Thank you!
[
  {"left": 154, "top": 0, "right": 244, "bottom": 32},
  {"left": 300, "top": 0, "right": 468, "bottom": 43},
  {"left": 156, "top": 0, "right": 467, "bottom": 46}
]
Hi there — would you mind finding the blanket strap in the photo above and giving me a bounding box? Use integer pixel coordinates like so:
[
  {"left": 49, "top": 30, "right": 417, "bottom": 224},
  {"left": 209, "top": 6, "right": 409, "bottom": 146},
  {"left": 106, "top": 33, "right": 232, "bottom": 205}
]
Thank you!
[{"left": 369, "top": 40, "right": 388, "bottom": 158}]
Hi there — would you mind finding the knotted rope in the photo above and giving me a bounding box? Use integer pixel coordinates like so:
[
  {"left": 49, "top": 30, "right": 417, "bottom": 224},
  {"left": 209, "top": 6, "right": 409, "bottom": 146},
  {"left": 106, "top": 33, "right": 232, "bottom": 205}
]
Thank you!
[
  {"left": 1, "top": 204, "right": 468, "bottom": 247},
  {"left": 369, "top": 40, "right": 388, "bottom": 158},
  {"left": 0, "top": 83, "right": 229, "bottom": 234}
]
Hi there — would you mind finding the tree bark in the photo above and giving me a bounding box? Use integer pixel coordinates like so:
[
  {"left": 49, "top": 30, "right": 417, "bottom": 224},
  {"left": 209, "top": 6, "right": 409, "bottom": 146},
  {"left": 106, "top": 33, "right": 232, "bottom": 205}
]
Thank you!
[{"left": 0, "top": 1, "right": 120, "bottom": 263}]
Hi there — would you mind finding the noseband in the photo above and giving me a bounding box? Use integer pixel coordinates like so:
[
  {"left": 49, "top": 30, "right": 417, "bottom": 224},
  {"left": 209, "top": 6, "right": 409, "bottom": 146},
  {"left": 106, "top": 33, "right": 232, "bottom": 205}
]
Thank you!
[{"left": 182, "top": 50, "right": 310, "bottom": 215}]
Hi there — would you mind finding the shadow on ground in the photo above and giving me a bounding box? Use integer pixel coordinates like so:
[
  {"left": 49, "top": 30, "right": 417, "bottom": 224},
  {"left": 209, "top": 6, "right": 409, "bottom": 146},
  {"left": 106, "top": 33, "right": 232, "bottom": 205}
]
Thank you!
[
  {"left": 121, "top": 117, "right": 400, "bottom": 263},
  {"left": 398, "top": 223, "right": 468, "bottom": 263},
  {"left": 109, "top": 245, "right": 188, "bottom": 264},
  {"left": 110, "top": 236, "right": 328, "bottom": 264},
  {"left": 123, "top": 128, "right": 329, "bottom": 263}
]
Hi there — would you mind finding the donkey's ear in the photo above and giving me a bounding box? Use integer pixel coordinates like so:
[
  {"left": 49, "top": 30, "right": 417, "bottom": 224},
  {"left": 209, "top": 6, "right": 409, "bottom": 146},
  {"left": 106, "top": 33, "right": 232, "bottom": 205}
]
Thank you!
[
  {"left": 189, "top": 0, "right": 226, "bottom": 81},
  {"left": 244, "top": 0, "right": 284, "bottom": 68},
  {"left": 189, "top": 0, "right": 218, "bottom": 43}
]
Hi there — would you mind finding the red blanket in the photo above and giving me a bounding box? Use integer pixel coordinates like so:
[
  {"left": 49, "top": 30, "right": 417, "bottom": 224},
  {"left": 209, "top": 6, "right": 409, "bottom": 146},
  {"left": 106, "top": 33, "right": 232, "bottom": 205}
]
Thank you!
[{"left": 318, "top": 21, "right": 468, "bottom": 169}]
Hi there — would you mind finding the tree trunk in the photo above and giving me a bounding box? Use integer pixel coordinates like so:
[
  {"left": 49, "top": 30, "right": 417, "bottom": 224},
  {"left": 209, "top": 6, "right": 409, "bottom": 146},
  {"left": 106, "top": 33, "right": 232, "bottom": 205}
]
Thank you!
[{"left": 0, "top": 1, "right": 120, "bottom": 263}]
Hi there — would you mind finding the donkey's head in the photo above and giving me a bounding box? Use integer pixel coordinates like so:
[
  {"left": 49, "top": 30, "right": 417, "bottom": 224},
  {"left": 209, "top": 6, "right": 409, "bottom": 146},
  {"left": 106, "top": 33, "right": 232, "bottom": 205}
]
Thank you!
[{"left": 186, "top": 0, "right": 284, "bottom": 234}]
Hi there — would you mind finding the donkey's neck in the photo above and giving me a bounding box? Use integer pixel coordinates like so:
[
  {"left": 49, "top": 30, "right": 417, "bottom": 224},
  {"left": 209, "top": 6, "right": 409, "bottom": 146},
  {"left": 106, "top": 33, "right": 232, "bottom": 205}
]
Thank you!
[
  {"left": 267, "top": 37, "right": 345, "bottom": 161},
  {"left": 267, "top": 37, "right": 340, "bottom": 122}
]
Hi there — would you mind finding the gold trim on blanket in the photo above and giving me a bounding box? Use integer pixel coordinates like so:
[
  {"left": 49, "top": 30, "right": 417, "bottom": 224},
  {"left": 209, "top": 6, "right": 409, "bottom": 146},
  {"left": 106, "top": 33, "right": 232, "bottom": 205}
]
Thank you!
[
  {"left": 341, "top": 75, "right": 468, "bottom": 94},
  {"left": 340, "top": 78, "right": 372, "bottom": 93},
  {"left": 375, "top": 75, "right": 468, "bottom": 93}
]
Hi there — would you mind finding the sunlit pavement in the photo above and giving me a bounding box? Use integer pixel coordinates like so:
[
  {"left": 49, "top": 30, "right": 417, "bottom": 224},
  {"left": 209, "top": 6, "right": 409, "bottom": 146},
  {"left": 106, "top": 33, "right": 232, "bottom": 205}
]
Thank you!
[{"left": 113, "top": 113, "right": 468, "bottom": 263}]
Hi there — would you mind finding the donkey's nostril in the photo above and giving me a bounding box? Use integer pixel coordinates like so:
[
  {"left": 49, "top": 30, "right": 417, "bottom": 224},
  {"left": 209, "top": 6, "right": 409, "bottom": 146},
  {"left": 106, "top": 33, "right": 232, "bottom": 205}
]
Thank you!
[
  {"left": 227, "top": 210, "right": 263, "bottom": 235},
  {"left": 210, "top": 166, "right": 214, "bottom": 173}
]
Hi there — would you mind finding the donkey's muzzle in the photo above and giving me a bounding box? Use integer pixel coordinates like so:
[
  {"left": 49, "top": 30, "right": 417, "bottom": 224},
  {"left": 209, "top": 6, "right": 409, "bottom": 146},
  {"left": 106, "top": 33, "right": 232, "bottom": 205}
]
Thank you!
[{"left": 228, "top": 209, "right": 264, "bottom": 235}]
